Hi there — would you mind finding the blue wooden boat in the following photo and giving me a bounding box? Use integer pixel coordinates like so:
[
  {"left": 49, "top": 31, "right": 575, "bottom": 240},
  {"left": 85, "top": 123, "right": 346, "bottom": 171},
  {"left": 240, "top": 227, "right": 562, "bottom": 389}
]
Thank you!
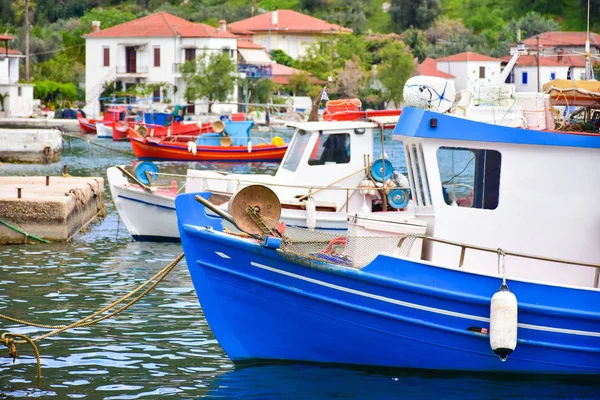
[{"left": 176, "top": 105, "right": 600, "bottom": 374}]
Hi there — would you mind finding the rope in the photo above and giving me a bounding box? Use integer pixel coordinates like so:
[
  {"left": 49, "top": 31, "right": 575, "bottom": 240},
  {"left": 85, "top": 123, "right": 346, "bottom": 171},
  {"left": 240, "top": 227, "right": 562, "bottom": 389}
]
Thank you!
[
  {"left": 2, "top": 333, "right": 42, "bottom": 385},
  {"left": 1, "top": 253, "right": 184, "bottom": 384},
  {"left": 62, "top": 133, "right": 135, "bottom": 156},
  {"left": 497, "top": 248, "right": 507, "bottom": 285},
  {"left": 0, "top": 219, "right": 50, "bottom": 243}
]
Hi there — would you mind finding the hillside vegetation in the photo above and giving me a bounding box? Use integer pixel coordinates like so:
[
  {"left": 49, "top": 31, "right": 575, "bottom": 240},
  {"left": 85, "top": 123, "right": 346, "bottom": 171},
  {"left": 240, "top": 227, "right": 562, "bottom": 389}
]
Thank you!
[{"left": 0, "top": 0, "right": 596, "bottom": 107}]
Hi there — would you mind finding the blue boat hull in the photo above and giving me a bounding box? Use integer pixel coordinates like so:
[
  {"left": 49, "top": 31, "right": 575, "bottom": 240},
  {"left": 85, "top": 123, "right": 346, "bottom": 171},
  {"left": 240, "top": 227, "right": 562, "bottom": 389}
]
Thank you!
[{"left": 176, "top": 194, "right": 600, "bottom": 374}]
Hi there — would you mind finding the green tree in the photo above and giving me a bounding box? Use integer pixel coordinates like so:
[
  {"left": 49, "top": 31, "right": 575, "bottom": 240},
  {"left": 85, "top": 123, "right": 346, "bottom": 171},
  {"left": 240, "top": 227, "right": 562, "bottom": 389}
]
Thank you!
[
  {"left": 287, "top": 72, "right": 316, "bottom": 96},
  {"left": 295, "top": 41, "right": 334, "bottom": 81},
  {"left": 0, "top": 0, "right": 15, "bottom": 25},
  {"left": 270, "top": 49, "right": 294, "bottom": 67},
  {"left": 402, "top": 28, "right": 429, "bottom": 62},
  {"left": 249, "top": 78, "right": 278, "bottom": 104},
  {"left": 390, "top": 0, "right": 440, "bottom": 31},
  {"left": 335, "top": 34, "right": 371, "bottom": 68},
  {"left": 377, "top": 41, "right": 415, "bottom": 107},
  {"left": 180, "top": 50, "right": 236, "bottom": 113}
]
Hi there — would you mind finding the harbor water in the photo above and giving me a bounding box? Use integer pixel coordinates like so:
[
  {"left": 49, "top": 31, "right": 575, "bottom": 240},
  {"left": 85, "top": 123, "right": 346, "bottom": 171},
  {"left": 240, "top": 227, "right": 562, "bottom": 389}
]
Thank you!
[{"left": 1, "top": 132, "right": 599, "bottom": 399}]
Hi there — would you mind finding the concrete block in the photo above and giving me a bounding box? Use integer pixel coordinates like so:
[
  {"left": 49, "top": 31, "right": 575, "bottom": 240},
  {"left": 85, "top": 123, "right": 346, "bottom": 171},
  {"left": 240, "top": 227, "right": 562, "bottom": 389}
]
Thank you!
[
  {"left": 0, "top": 176, "right": 105, "bottom": 244},
  {"left": 0, "top": 128, "right": 62, "bottom": 163}
]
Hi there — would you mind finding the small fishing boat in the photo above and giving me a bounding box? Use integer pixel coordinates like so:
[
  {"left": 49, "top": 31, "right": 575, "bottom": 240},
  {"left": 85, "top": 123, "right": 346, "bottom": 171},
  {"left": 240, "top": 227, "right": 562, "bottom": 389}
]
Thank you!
[
  {"left": 77, "top": 111, "right": 98, "bottom": 133},
  {"left": 129, "top": 120, "right": 288, "bottom": 162},
  {"left": 175, "top": 101, "right": 600, "bottom": 374},
  {"left": 107, "top": 118, "right": 409, "bottom": 241}
]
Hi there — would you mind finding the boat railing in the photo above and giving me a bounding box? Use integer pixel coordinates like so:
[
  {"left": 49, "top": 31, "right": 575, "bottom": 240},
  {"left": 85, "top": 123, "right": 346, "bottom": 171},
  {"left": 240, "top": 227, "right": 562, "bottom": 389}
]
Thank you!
[{"left": 399, "top": 234, "right": 600, "bottom": 288}]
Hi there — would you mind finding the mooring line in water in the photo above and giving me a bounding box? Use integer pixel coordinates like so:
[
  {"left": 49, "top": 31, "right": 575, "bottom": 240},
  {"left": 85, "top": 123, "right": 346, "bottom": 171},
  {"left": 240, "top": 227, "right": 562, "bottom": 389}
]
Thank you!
[
  {"left": 0, "top": 253, "right": 185, "bottom": 384},
  {"left": 0, "top": 219, "right": 50, "bottom": 244},
  {"left": 62, "top": 133, "right": 135, "bottom": 156}
]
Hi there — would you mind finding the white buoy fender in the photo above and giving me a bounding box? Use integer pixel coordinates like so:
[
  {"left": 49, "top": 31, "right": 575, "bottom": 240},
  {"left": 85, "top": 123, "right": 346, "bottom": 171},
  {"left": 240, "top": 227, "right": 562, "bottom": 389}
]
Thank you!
[
  {"left": 489, "top": 283, "right": 518, "bottom": 361},
  {"left": 305, "top": 197, "right": 317, "bottom": 230}
]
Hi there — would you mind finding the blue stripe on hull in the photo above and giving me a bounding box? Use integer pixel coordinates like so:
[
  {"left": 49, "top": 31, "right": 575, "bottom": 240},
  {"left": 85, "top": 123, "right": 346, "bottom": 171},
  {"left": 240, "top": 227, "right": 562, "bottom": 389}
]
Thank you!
[{"left": 176, "top": 196, "right": 600, "bottom": 374}]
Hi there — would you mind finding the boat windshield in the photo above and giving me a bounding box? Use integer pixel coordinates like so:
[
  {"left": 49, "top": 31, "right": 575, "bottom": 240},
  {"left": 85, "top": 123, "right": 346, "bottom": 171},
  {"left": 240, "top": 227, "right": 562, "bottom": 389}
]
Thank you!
[{"left": 281, "top": 129, "right": 312, "bottom": 172}]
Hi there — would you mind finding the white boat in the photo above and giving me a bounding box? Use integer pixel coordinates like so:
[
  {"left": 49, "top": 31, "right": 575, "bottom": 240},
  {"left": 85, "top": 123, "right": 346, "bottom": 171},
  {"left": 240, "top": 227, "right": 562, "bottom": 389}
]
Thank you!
[
  {"left": 107, "top": 120, "right": 413, "bottom": 241},
  {"left": 96, "top": 121, "right": 114, "bottom": 139}
]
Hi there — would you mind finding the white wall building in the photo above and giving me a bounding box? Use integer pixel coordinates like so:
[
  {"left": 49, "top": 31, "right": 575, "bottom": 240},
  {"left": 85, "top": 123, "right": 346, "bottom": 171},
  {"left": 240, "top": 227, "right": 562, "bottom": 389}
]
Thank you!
[
  {"left": 228, "top": 10, "right": 351, "bottom": 59},
  {"left": 84, "top": 12, "right": 240, "bottom": 117},
  {"left": 0, "top": 35, "right": 35, "bottom": 117},
  {"left": 502, "top": 55, "right": 570, "bottom": 92},
  {"left": 436, "top": 52, "right": 503, "bottom": 92}
]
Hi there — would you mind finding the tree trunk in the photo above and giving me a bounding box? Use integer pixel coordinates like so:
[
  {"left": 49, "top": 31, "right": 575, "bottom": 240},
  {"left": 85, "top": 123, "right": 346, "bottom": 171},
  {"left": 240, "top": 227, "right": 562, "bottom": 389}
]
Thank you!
[{"left": 308, "top": 87, "right": 324, "bottom": 122}]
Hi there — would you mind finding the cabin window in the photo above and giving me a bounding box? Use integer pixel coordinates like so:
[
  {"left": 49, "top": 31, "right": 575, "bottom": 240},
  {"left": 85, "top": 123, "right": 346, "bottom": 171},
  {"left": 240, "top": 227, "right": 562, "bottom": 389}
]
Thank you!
[
  {"left": 479, "top": 66, "right": 485, "bottom": 79},
  {"left": 522, "top": 72, "right": 528, "bottom": 84},
  {"left": 153, "top": 87, "right": 160, "bottom": 101},
  {"left": 154, "top": 47, "right": 161, "bottom": 67},
  {"left": 437, "top": 147, "right": 501, "bottom": 210},
  {"left": 103, "top": 47, "right": 110, "bottom": 67},
  {"left": 550, "top": 72, "right": 556, "bottom": 80},
  {"left": 17, "top": 87, "right": 22, "bottom": 96},
  {"left": 281, "top": 129, "right": 312, "bottom": 172},
  {"left": 308, "top": 133, "right": 351, "bottom": 166}
]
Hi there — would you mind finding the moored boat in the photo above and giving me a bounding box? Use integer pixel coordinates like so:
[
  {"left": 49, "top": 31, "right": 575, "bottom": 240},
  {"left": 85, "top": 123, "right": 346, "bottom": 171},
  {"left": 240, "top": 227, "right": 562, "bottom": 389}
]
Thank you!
[{"left": 175, "top": 104, "right": 600, "bottom": 374}]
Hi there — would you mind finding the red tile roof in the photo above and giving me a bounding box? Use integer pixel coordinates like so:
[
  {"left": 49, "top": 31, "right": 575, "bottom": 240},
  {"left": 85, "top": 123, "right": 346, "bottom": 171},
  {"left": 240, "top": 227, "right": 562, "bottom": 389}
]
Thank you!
[
  {"left": 84, "top": 12, "right": 238, "bottom": 38},
  {"left": 237, "top": 39, "right": 264, "bottom": 49},
  {"left": 228, "top": 10, "right": 351, "bottom": 35},
  {"left": 271, "top": 63, "right": 325, "bottom": 85},
  {"left": 500, "top": 54, "right": 594, "bottom": 68},
  {"left": 416, "top": 57, "right": 455, "bottom": 79},
  {"left": 521, "top": 32, "right": 600, "bottom": 47},
  {"left": 0, "top": 48, "right": 21, "bottom": 55},
  {"left": 0, "top": 34, "right": 14, "bottom": 41},
  {"left": 437, "top": 52, "right": 503, "bottom": 62}
]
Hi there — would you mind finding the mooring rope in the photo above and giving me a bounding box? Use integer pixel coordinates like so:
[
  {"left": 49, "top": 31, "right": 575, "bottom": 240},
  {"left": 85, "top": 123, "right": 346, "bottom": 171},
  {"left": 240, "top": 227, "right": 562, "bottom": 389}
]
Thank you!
[
  {"left": 62, "top": 133, "right": 135, "bottom": 156},
  {"left": 0, "top": 253, "right": 185, "bottom": 384},
  {"left": 0, "top": 219, "right": 50, "bottom": 244}
]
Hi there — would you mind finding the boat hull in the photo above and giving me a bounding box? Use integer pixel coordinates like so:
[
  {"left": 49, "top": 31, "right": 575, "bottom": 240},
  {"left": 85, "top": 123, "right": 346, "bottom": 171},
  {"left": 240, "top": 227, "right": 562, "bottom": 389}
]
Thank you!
[
  {"left": 96, "top": 122, "right": 114, "bottom": 139},
  {"left": 129, "top": 136, "right": 288, "bottom": 162},
  {"left": 78, "top": 117, "right": 97, "bottom": 133},
  {"left": 176, "top": 193, "right": 600, "bottom": 374}
]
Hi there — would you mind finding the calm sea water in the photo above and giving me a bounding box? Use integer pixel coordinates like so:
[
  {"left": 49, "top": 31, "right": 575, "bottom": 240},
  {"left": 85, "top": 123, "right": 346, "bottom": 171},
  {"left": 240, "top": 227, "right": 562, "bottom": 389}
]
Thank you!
[{"left": 1, "top": 131, "right": 599, "bottom": 399}]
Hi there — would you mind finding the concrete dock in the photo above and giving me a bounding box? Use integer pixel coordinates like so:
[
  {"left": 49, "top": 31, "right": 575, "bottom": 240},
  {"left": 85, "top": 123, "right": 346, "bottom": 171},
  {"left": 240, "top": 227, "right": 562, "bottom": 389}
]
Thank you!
[
  {"left": 0, "top": 176, "right": 105, "bottom": 244},
  {"left": 0, "top": 128, "right": 62, "bottom": 163},
  {"left": 0, "top": 118, "right": 80, "bottom": 133}
]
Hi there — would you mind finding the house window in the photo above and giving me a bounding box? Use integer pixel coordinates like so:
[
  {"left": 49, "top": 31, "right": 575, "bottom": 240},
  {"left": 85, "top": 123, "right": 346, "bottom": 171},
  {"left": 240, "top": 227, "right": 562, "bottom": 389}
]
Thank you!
[
  {"left": 479, "top": 66, "right": 485, "bottom": 79},
  {"left": 437, "top": 147, "right": 502, "bottom": 210},
  {"left": 522, "top": 71, "right": 528, "bottom": 84},
  {"left": 185, "top": 48, "right": 195, "bottom": 62},
  {"left": 308, "top": 133, "right": 351, "bottom": 165},
  {"left": 550, "top": 72, "right": 556, "bottom": 80},
  {"left": 103, "top": 47, "right": 110, "bottom": 67},
  {"left": 154, "top": 47, "right": 161, "bottom": 67}
]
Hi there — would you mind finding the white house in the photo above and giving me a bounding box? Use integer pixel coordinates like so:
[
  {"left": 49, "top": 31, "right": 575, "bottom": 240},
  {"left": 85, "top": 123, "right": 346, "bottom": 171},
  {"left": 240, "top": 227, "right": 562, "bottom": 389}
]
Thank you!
[
  {"left": 83, "top": 12, "right": 240, "bottom": 117},
  {"left": 0, "top": 35, "right": 35, "bottom": 117},
  {"left": 502, "top": 55, "right": 570, "bottom": 92},
  {"left": 436, "top": 52, "right": 503, "bottom": 92},
  {"left": 510, "top": 32, "right": 600, "bottom": 81},
  {"left": 227, "top": 10, "right": 351, "bottom": 59}
]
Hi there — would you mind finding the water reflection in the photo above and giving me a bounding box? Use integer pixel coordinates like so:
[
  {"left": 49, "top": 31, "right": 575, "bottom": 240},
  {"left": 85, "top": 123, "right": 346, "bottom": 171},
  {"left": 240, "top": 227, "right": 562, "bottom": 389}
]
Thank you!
[{"left": 206, "top": 364, "right": 600, "bottom": 400}]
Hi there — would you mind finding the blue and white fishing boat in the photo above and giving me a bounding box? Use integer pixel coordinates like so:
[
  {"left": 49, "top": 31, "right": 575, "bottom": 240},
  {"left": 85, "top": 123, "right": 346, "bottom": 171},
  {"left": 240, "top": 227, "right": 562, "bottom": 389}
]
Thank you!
[{"left": 176, "top": 98, "right": 600, "bottom": 374}]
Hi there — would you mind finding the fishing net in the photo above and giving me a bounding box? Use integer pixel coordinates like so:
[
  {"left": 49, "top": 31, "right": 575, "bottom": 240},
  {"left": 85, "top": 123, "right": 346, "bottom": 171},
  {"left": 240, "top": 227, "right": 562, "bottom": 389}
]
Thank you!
[{"left": 230, "top": 212, "right": 419, "bottom": 269}]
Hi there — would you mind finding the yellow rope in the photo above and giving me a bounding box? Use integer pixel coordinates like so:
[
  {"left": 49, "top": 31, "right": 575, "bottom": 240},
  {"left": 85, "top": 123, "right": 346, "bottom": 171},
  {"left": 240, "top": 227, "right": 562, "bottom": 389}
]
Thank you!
[{"left": 1, "top": 253, "right": 184, "bottom": 384}]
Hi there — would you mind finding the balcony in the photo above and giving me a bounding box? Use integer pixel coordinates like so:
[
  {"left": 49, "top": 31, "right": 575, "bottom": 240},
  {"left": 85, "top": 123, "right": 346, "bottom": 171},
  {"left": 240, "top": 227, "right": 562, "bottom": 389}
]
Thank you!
[
  {"left": 116, "top": 65, "right": 149, "bottom": 77},
  {"left": 238, "top": 64, "right": 272, "bottom": 78}
]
